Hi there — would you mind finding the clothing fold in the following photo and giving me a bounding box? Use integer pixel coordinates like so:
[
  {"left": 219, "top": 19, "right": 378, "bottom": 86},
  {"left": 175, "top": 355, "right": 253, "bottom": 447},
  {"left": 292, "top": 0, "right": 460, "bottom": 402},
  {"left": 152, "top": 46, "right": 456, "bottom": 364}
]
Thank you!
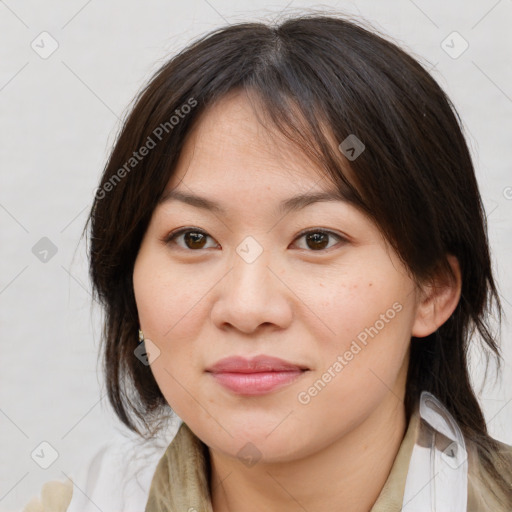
[{"left": 144, "top": 396, "right": 512, "bottom": 512}]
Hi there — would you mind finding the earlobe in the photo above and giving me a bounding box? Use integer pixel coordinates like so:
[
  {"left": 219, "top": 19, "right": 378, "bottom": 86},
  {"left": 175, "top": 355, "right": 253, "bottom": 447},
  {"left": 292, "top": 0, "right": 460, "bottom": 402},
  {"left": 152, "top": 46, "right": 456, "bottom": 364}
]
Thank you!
[{"left": 411, "top": 255, "right": 462, "bottom": 338}]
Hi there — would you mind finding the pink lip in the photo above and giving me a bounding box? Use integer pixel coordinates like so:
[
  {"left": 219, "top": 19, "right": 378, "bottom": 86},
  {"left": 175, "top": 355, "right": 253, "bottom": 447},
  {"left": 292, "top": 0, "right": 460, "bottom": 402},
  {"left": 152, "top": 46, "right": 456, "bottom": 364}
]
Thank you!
[{"left": 206, "top": 355, "right": 309, "bottom": 395}]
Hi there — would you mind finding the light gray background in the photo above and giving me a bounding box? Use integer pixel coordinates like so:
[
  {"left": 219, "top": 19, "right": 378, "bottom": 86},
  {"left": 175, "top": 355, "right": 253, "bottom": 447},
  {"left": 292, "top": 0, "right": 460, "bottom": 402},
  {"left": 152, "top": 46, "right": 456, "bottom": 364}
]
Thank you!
[{"left": 1, "top": 0, "right": 511, "bottom": 510}]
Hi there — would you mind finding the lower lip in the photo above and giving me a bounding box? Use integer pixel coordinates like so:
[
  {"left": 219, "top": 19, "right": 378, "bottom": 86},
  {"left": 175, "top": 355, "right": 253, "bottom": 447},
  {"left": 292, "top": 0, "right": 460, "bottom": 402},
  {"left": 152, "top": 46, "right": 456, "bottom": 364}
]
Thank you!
[{"left": 209, "top": 370, "right": 306, "bottom": 395}]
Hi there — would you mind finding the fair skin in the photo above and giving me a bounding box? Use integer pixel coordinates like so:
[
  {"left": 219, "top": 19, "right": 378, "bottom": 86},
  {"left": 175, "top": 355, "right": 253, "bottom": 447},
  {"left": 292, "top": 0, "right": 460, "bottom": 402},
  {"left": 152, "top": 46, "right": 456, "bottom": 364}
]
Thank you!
[{"left": 133, "top": 90, "right": 461, "bottom": 512}]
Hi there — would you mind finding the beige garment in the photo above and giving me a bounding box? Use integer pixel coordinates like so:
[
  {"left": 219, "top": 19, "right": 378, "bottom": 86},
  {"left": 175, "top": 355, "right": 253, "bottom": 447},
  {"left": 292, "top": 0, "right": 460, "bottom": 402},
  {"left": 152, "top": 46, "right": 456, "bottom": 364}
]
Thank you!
[
  {"left": 22, "top": 478, "right": 73, "bottom": 512},
  {"left": 144, "top": 409, "right": 512, "bottom": 512},
  {"left": 22, "top": 409, "right": 512, "bottom": 511}
]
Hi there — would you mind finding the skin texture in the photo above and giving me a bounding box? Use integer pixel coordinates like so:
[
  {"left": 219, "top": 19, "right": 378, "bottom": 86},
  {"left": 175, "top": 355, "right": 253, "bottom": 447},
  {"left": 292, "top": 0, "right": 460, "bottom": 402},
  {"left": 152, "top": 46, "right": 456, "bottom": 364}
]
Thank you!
[{"left": 133, "top": 90, "right": 461, "bottom": 512}]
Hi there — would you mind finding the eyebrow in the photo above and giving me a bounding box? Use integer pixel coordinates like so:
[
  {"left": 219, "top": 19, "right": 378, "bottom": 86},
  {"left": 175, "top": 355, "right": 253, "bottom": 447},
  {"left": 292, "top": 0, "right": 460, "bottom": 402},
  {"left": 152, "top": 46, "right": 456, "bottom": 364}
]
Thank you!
[{"left": 158, "top": 189, "right": 350, "bottom": 217}]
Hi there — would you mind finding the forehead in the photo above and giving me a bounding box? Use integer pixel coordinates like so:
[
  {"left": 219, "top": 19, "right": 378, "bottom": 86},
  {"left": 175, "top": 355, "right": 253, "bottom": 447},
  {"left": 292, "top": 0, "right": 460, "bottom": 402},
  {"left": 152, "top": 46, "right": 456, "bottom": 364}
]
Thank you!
[{"left": 166, "top": 90, "right": 331, "bottom": 192}]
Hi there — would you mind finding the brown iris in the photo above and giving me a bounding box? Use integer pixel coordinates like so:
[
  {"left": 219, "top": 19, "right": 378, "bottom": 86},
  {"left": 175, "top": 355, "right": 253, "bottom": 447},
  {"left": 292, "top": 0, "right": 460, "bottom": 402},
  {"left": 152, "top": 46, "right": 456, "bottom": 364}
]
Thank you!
[
  {"left": 304, "top": 232, "right": 330, "bottom": 250},
  {"left": 184, "top": 231, "right": 208, "bottom": 249}
]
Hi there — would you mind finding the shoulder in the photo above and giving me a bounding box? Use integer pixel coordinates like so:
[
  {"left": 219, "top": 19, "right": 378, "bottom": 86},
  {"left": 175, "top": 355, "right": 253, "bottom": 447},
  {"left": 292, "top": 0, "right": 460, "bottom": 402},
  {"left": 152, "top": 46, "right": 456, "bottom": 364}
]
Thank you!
[
  {"left": 494, "top": 438, "right": 512, "bottom": 459},
  {"left": 489, "top": 437, "right": 512, "bottom": 485},
  {"left": 22, "top": 478, "right": 73, "bottom": 512},
  {"left": 475, "top": 436, "right": 512, "bottom": 479},
  {"left": 466, "top": 436, "right": 512, "bottom": 510},
  {"left": 22, "top": 424, "right": 176, "bottom": 512}
]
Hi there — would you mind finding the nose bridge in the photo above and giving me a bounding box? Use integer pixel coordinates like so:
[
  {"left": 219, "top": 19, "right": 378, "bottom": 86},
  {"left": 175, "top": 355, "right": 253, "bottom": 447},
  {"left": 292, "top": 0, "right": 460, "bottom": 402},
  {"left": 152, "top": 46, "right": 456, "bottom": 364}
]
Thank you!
[
  {"left": 235, "top": 234, "right": 268, "bottom": 267},
  {"left": 210, "top": 234, "right": 291, "bottom": 332},
  {"left": 231, "top": 234, "right": 273, "bottom": 299}
]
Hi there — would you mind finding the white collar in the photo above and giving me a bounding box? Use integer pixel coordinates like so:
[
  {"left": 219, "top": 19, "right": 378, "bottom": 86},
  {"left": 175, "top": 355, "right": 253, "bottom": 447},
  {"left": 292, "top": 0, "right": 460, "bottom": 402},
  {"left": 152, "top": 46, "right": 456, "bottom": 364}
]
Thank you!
[{"left": 401, "top": 391, "right": 468, "bottom": 511}]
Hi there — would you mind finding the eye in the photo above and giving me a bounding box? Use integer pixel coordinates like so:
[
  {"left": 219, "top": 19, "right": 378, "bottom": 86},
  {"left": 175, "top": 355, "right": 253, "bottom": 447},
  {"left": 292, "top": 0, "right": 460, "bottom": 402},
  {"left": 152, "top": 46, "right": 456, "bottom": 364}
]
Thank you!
[
  {"left": 292, "top": 229, "right": 345, "bottom": 251},
  {"left": 163, "top": 228, "right": 346, "bottom": 252},
  {"left": 164, "top": 228, "right": 218, "bottom": 250}
]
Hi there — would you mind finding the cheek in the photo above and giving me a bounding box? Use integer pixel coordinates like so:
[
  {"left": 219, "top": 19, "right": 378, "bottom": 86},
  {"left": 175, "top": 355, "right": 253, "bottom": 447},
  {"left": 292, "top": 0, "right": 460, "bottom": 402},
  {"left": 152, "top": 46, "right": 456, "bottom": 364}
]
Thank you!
[
  {"left": 133, "top": 247, "right": 210, "bottom": 339},
  {"left": 133, "top": 248, "right": 214, "bottom": 415},
  {"left": 301, "top": 268, "right": 414, "bottom": 405},
  {"left": 311, "top": 264, "right": 409, "bottom": 348}
]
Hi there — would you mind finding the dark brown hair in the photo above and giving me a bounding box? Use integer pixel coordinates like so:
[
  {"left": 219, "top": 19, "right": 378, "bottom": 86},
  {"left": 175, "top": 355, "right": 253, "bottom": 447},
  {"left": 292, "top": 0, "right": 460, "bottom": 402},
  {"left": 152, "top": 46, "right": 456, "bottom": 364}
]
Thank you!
[{"left": 85, "top": 13, "right": 511, "bottom": 502}]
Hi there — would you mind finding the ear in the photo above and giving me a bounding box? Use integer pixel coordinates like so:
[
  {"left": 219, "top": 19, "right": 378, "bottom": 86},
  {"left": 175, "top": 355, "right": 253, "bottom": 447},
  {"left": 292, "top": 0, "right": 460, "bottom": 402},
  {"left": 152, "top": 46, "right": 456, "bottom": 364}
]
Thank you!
[{"left": 411, "top": 254, "right": 462, "bottom": 338}]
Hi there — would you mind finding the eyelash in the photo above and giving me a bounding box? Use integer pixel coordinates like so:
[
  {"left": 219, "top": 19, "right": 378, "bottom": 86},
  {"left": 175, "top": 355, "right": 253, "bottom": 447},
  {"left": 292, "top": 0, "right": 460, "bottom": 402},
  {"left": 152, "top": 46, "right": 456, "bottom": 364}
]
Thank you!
[{"left": 162, "top": 227, "right": 346, "bottom": 253}]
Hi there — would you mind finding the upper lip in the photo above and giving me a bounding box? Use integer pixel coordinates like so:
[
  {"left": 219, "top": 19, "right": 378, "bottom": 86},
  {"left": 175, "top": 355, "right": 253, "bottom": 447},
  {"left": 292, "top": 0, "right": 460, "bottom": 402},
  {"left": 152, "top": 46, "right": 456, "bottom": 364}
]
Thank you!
[{"left": 206, "top": 355, "right": 309, "bottom": 373}]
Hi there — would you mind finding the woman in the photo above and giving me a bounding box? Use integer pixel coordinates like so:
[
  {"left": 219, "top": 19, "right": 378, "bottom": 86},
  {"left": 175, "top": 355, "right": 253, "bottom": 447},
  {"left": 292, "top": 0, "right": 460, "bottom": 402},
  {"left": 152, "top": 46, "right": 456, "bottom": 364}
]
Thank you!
[{"left": 23, "top": 13, "right": 512, "bottom": 512}]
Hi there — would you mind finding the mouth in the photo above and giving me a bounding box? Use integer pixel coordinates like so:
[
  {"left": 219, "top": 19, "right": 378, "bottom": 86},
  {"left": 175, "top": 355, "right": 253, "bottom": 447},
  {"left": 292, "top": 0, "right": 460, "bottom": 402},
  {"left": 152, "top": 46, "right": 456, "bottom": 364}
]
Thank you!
[{"left": 205, "top": 355, "right": 310, "bottom": 395}]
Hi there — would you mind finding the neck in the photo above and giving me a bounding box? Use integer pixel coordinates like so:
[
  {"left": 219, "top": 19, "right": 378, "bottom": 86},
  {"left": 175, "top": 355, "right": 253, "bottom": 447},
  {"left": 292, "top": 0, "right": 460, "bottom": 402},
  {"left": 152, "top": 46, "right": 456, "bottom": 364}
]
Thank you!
[{"left": 208, "top": 393, "right": 407, "bottom": 512}]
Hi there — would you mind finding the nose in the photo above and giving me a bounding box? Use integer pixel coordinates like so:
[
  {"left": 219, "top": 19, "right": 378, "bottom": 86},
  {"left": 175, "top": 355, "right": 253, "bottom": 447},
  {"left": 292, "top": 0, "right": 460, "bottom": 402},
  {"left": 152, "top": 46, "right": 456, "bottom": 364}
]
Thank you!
[{"left": 210, "top": 244, "right": 293, "bottom": 335}]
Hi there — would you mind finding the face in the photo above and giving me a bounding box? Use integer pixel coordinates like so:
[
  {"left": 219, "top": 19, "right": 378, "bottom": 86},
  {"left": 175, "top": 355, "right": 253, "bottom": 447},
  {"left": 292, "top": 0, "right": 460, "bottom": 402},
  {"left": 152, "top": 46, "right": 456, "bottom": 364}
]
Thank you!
[{"left": 133, "top": 91, "right": 423, "bottom": 463}]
